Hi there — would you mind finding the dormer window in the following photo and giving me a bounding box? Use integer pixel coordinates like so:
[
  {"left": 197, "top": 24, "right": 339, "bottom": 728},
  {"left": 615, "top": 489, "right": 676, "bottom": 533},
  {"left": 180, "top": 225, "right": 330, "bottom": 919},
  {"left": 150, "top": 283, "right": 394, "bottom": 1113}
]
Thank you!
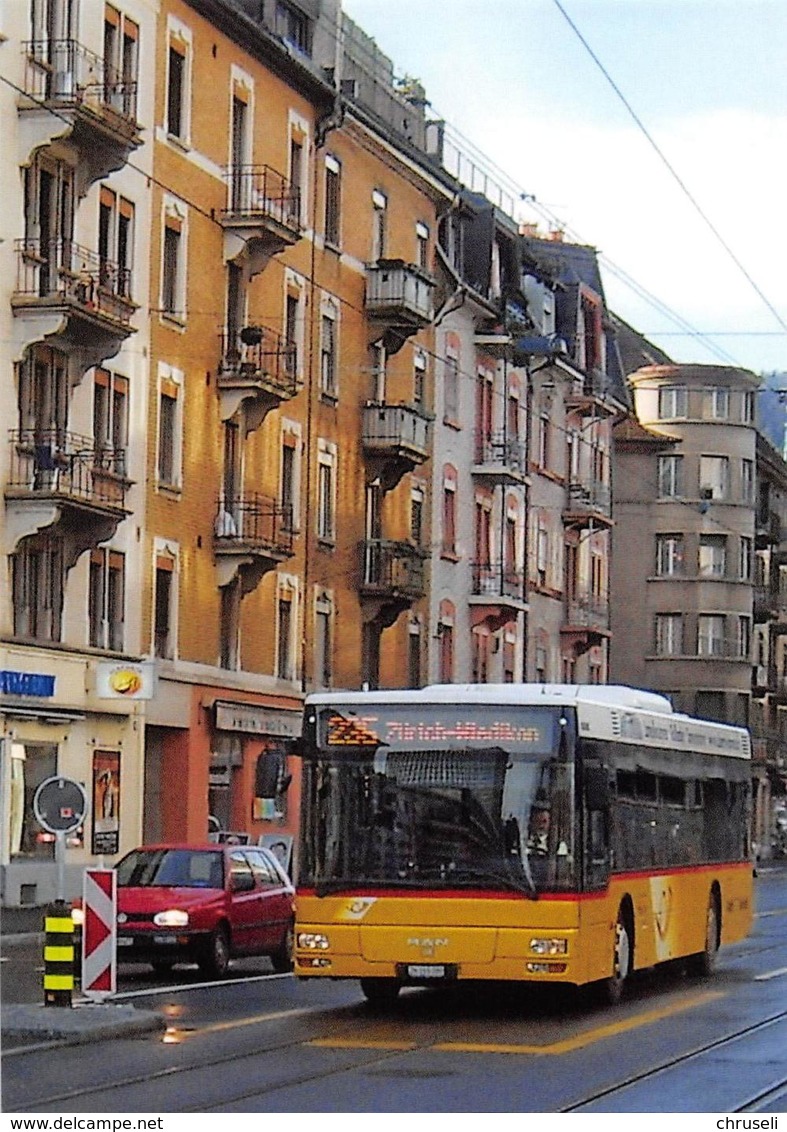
[{"left": 275, "top": 2, "right": 311, "bottom": 55}]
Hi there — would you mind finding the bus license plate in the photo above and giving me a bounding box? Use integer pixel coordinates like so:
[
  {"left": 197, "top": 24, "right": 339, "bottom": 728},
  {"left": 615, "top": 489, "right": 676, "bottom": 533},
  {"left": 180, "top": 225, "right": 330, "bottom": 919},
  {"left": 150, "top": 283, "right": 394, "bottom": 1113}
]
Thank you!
[{"left": 407, "top": 964, "right": 445, "bottom": 979}]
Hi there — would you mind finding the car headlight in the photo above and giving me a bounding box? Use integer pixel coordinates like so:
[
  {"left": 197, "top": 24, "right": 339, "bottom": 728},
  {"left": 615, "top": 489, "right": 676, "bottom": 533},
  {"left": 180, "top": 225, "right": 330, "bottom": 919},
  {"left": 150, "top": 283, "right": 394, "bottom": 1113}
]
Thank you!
[
  {"left": 529, "top": 937, "right": 568, "bottom": 955},
  {"left": 71, "top": 907, "right": 85, "bottom": 927},
  {"left": 297, "top": 931, "right": 330, "bottom": 950},
  {"left": 153, "top": 910, "right": 190, "bottom": 928}
]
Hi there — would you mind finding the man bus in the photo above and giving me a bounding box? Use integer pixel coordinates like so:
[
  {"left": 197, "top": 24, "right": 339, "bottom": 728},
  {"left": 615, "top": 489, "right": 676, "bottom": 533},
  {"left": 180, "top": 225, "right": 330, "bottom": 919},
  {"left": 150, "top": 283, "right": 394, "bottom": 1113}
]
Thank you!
[{"left": 294, "top": 684, "right": 753, "bottom": 1004}]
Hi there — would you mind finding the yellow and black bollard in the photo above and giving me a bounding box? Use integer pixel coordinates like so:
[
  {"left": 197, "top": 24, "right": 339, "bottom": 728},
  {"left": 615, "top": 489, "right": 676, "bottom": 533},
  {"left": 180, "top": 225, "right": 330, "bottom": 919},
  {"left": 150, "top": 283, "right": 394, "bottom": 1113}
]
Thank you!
[{"left": 43, "top": 900, "right": 75, "bottom": 1007}]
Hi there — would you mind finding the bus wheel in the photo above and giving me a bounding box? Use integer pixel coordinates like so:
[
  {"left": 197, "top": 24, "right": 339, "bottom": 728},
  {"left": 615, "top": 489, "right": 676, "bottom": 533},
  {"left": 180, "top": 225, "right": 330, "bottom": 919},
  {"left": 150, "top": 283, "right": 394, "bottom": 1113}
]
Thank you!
[
  {"left": 602, "top": 911, "right": 632, "bottom": 1005},
  {"left": 360, "top": 977, "right": 401, "bottom": 1005},
  {"left": 688, "top": 892, "right": 720, "bottom": 977}
]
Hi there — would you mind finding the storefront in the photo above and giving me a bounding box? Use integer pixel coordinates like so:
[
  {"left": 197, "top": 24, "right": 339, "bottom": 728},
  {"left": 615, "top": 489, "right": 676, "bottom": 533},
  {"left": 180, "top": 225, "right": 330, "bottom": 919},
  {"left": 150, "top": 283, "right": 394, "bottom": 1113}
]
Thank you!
[{"left": 0, "top": 650, "right": 149, "bottom": 907}]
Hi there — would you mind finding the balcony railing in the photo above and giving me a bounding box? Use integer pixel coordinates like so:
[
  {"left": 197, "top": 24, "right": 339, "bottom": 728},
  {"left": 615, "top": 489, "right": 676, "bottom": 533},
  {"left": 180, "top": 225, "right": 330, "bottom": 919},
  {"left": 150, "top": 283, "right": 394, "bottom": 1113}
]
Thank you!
[
  {"left": 564, "top": 592, "right": 609, "bottom": 630},
  {"left": 566, "top": 478, "right": 611, "bottom": 516},
  {"left": 218, "top": 327, "right": 298, "bottom": 399},
  {"left": 22, "top": 39, "right": 139, "bottom": 128},
  {"left": 365, "top": 260, "right": 434, "bottom": 326},
  {"left": 471, "top": 561, "right": 526, "bottom": 602},
  {"left": 6, "top": 429, "right": 130, "bottom": 508},
  {"left": 14, "top": 239, "right": 135, "bottom": 326},
  {"left": 473, "top": 430, "right": 526, "bottom": 476},
  {"left": 362, "top": 403, "right": 431, "bottom": 457},
  {"left": 360, "top": 540, "right": 426, "bottom": 599},
  {"left": 214, "top": 494, "right": 294, "bottom": 557},
  {"left": 221, "top": 164, "right": 301, "bottom": 231}
]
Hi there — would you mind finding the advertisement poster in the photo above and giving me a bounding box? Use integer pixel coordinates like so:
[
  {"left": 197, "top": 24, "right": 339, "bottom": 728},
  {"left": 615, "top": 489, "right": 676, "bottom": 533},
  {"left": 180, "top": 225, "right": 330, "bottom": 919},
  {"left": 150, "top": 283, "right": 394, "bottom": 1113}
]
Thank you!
[{"left": 92, "top": 749, "right": 120, "bottom": 855}]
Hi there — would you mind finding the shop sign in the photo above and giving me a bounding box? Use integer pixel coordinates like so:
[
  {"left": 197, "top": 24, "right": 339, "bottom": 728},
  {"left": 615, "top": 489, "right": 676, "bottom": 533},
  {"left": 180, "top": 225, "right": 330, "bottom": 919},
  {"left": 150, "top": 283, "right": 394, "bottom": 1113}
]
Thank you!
[
  {"left": 214, "top": 700, "right": 299, "bottom": 737},
  {"left": 0, "top": 670, "right": 55, "bottom": 697},
  {"left": 96, "top": 660, "right": 157, "bottom": 700}
]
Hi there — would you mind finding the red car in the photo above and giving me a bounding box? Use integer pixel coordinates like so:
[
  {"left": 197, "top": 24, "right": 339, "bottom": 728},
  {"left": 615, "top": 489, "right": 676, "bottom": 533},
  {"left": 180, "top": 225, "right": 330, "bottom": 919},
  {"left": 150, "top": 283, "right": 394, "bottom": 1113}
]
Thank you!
[{"left": 112, "top": 843, "right": 295, "bottom": 978}]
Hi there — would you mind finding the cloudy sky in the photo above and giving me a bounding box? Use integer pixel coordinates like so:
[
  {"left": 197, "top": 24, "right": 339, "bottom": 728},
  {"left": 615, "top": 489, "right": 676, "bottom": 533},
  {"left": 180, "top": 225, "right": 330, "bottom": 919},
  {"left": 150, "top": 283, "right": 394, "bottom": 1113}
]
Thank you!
[{"left": 342, "top": 0, "right": 787, "bottom": 376}]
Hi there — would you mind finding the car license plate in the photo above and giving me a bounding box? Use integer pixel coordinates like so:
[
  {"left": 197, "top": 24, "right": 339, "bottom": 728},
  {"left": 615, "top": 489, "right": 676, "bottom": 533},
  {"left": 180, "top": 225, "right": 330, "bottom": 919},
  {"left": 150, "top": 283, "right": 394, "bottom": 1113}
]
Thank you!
[
  {"left": 153, "top": 935, "right": 179, "bottom": 945},
  {"left": 117, "top": 936, "right": 133, "bottom": 947},
  {"left": 407, "top": 964, "right": 445, "bottom": 979}
]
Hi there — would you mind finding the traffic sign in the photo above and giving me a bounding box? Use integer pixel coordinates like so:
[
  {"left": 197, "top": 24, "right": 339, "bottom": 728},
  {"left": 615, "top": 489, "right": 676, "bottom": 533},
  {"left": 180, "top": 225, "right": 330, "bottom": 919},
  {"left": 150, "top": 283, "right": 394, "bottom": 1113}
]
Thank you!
[
  {"left": 82, "top": 868, "right": 117, "bottom": 998},
  {"left": 33, "top": 777, "right": 88, "bottom": 834}
]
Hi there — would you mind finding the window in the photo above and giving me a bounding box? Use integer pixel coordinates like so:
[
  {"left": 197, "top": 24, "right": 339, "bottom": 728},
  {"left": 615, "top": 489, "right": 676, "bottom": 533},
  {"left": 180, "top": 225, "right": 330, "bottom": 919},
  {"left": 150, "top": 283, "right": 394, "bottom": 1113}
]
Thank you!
[
  {"left": 370, "top": 341, "right": 386, "bottom": 402},
  {"left": 738, "top": 615, "right": 752, "bottom": 661},
  {"left": 742, "top": 390, "right": 755, "bottom": 424},
  {"left": 699, "top": 455, "right": 729, "bottom": 501},
  {"left": 535, "top": 410, "right": 550, "bottom": 469},
  {"left": 277, "top": 593, "right": 293, "bottom": 680},
  {"left": 698, "top": 614, "right": 726, "bottom": 657},
  {"left": 19, "top": 344, "right": 68, "bottom": 436},
  {"left": 23, "top": 153, "right": 75, "bottom": 294},
  {"left": 536, "top": 523, "right": 548, "bottom": 587},
  {"left": 154, "top": 555, "right": 175, "bottom": 658},
  {"left": 8, "top": 743, "right": 58, "bottom": 859},
  {"left": 280, "top": 428, "right": 300, "bottom": 531},
  {"left": 317, "top": 442, "right": 336, "bottom": 542},
  {"left": 443, "top": 350, "right": 459, "bottom": 423},
  {"left": 438, "top": 616, "right": 454, "bottom": 683},
  {"left": 503, "top": 634, "right": 516, "bottom": 684},
  {"left": 98, "top": 186, "right": 134, "bottom": 299},
  {"left": 166, "top": 34, "right": 189, "bottom": 140},
  {"left": 408, "top": 622, "right": 421, "bottom": 689},
  {"left": 655, "top": 613, "right": 683, "bottom": 656},
  {"left": 161, "top": 223, "right": 182, "bottom": 317},
  {"left": 314, "top": 592, "right": 333, "bottom": 689},
  {"left": 104, "top": 7, "right": 139, "bottom": 120},
  {"left": 284, "top": 280, "right": 303, "bottom": 378},
  {"left": 319, "top": 308, "right": 337, "bottom": 397},
  {"left": 657, "top": 455, "right": 683, "bottom": 497},
  {"left": 218, "top": 579, "right": 241, "bottom": 670},
  {"left": 699, "top": 535, "right": 727, "bottom": 578},
  {"left": 655, "top": 533, "right": 684, "bottom": 576},
  {"left": 702, "top": 386, "right": 729, "bottom": 420},
  {"left": 658, "top": 386, "right": 687, "bottom": 419},
  {"left": 416, "top": 222, "right": 429, "bottom": 271},
  {"left": 741, "top": 459, "right": 755, "bottom": 504},
  {"left": 371, "top": 190, "right": 387, "bottom": 261},
  {"left": 413, "top": 351, "right": 426, "bottom": 406},
  {"left": 739, "top": 536, "right": 753, "bottom": 581},
  {"left": 288, "top": 133, "right": 304, "bottom": 224},
  {"left": 442, "top": 470, "right": 457, "bottom": 556},
  {"left": 472, "top": 628, "right": 491, "bottom": 684},
  {"left": 410, "top": 485, "right": 424, "bottom": 546},
  {"left": 88, "top": 549, "right": 125, "bottom": 651},
  {"left": 157, "top": 371, "right": 181, "bottom": 487},
  {"left": 324, "top": 155, "right": 341, "bottom": 247},
  {"left": 275, "top": 1, "right": 311, "bottom": 54},
  {"left": 475, "top": 372, "right": 493, "bottom": 460},
  {"left": 93, "top": 369, "right": 128, "bottom": 475},
  {"left": 12, "top": 534, "right": 65, "bottom": 642}
]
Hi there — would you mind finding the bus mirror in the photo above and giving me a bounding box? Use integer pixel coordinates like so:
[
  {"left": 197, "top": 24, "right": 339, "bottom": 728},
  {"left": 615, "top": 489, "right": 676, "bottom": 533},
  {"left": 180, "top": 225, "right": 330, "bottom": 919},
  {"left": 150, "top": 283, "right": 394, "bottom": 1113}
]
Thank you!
[{"left": 585, "top": 766, "right": 610, "bottom": 810}]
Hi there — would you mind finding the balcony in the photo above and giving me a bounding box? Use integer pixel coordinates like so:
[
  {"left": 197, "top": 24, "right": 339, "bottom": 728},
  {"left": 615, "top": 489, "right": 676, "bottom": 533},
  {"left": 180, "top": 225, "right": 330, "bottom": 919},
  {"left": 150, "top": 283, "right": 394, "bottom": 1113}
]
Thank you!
[
  {"left": 11, "top": 239, "right": 136, "bottom": 369},
  {"left": 561, "top": 591, "right": 610, "bottom": 656},
  {"left": 472, "top": 430, "right": 526, "bottom": 483},
  {"left": 361, "top": 402, "right": 432, "bottom": 490},
  {"left": 5, "top": 428, "right": 131, "bottom": 553},
  {"left": 359, "top": 539, "right": 426, "bottom": 626},
  {"left": 564, "top": 370, "right": 616, "bottom": 418},
  {"left": 563, "top": 478, "right": 613, "bottom": 530},
  {"left": 213, "top": 494, "right": 294, "bottom": 593},
  {"left": 469, "top": 561, "right": 527, "bottom": 631},
  {"left": 365, "top": 260, "right": 434, "bottom": 353},
  {"left": 220, "top": 165, "right": 302, "bottom": 276},
  {"left": 218, "top": 326, "right": 298, "bottom": 430},
  {"left": 756, "top": 510, "right": 781, "bottom": 549},
  {"left": 19, "top": 40, "right": 141, "bottom": 191}
]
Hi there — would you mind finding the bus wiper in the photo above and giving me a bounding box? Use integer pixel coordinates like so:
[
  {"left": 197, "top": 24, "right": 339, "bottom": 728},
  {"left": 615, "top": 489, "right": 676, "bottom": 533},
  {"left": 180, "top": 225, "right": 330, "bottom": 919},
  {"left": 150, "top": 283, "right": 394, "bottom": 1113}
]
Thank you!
[{"left": 314, "top": 875, "right": 428, "bottom": 897}]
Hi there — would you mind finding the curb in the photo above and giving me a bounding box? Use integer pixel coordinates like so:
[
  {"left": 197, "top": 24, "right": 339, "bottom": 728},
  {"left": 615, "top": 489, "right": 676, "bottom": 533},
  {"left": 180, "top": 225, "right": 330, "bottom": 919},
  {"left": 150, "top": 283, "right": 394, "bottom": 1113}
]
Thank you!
[{"left": 2, "top": 1002, "right": 166, "bottom": 1051}]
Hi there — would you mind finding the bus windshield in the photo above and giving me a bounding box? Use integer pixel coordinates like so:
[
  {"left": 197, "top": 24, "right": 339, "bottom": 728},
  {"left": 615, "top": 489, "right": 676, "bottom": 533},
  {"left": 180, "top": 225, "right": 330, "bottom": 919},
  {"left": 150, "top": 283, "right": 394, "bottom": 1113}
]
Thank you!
[{"left": 299, "top": 704, "right": 577, "bottom": 895}]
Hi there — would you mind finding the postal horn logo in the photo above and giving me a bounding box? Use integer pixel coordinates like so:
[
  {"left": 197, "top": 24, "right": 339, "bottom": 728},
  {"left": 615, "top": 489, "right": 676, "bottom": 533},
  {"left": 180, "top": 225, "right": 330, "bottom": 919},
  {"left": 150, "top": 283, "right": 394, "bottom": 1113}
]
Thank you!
[{"left": 109, "top": 668, "right": 142, "bottom": 695}]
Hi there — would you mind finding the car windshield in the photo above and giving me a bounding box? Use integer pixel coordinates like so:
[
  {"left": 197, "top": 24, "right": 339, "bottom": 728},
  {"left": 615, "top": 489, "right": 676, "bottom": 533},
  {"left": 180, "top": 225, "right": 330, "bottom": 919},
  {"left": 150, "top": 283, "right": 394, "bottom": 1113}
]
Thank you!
[{"left": 117, "top": 849, "right": 224, "bottom": 889}]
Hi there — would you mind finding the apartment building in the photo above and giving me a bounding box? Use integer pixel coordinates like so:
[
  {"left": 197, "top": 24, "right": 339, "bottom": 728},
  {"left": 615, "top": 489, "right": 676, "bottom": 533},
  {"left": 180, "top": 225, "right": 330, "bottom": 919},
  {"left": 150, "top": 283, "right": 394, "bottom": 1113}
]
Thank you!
[{"left": 0, "top": 0, "right": 156, "bottom": 905}]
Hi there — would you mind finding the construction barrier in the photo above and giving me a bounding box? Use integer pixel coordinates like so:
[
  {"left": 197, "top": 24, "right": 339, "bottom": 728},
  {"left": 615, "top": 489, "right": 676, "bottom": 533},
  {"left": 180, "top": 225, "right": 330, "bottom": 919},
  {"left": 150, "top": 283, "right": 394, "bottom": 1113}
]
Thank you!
[{"left": 43, "top": 899, "right": 75, "bottom": 1007}]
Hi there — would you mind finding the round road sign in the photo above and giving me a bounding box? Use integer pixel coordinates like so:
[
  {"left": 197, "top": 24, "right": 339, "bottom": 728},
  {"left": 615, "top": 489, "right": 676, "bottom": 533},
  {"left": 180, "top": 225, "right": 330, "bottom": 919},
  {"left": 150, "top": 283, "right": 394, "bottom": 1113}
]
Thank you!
[{"left": 33, "top": 776, "right": 88, "bottom": 834}]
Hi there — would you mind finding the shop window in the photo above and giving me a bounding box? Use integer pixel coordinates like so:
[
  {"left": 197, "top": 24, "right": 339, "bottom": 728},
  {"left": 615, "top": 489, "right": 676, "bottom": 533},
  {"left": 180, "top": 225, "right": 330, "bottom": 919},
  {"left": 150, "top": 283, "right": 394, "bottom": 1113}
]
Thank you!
[{"left": 9, "top": 743, "right": 58, "bottom": 859}]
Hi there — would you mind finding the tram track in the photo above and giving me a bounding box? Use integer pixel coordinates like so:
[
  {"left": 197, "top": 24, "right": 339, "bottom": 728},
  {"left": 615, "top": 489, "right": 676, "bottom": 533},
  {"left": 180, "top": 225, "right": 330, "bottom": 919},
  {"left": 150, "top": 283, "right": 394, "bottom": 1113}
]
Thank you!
[{"left": 560, "top": 1007, "right": 787, "bottom": 1112}]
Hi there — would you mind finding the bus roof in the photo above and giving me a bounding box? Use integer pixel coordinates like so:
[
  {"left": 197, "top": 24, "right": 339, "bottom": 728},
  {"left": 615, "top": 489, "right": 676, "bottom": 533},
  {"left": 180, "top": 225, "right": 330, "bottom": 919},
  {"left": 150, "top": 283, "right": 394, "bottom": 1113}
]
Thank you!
[{"left": 304, "top": 683, "right": 751, "bottom": 760}]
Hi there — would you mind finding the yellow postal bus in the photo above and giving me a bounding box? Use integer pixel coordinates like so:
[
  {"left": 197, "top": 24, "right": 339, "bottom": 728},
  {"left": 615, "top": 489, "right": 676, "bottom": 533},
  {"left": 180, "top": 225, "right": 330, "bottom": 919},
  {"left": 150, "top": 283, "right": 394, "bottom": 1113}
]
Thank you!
[{"left": 294, "top": 684, "right": 753, "bottom": 1003}]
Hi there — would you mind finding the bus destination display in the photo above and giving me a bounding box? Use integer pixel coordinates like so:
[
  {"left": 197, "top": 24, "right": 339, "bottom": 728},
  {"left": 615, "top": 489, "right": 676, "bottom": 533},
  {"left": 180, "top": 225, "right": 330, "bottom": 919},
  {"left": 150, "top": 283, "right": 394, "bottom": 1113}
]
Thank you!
[{"left": 320, "top": 705, "right": 553, "bottom": 753}]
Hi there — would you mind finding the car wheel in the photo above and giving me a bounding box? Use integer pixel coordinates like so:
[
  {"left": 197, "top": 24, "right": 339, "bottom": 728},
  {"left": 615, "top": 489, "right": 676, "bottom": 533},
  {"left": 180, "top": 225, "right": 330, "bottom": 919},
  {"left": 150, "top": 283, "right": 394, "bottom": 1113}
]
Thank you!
[
  {"left": 198, "top": 925, "right": 230, "bottom": 978},
  {"left": 150, "top": 960, "right": 174, "bottom": 976},
  {"left": 687, "top": 892, "right": 720, "bottom": 977},
  {"left": 601, "top": 910, "right": 631, "bottom": 1005},
  {"left": 270, "top": 921, "right": 294, "bottom": 973},
  {"left": 360, "top": 977, "right": 401, "bottom": 1005}
]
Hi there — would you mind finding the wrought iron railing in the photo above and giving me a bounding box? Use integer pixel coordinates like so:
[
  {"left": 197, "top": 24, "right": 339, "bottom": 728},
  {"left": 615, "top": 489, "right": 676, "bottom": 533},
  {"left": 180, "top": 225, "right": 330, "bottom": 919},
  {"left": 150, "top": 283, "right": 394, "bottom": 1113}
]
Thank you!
[
  {"left": 473, "top": 429, "right": 526, "bottom": 473},
  {"left": 14, "top": 239, "right": 134, "bottom": 325},
  {"left": 7, "top": 429, "right": 129, "bottom": 507},
  {"left": 218, "top": 326, "right": 297, "bottom": 397},
  {"left": 360, "top": 539, "right": 426, "bottom": 598},
  {"left": 470, "top": 560, "right": 526, "bottom": 602},
  {"left": 221, "top": 164, "right": 301, "bottom": 231},
  {"left": 22, "top": 39, "right": 138, "bottom": 125},
  {"left": 214, "top": 494, "right": 294, "bottom": 556}
]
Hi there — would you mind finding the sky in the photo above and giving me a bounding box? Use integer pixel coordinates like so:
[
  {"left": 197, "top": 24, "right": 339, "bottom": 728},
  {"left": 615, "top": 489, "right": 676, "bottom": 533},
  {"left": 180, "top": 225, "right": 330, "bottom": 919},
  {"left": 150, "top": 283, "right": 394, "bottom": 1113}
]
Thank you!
[{"left": 341, "top": 0, "right": 787, "bottom": 377}]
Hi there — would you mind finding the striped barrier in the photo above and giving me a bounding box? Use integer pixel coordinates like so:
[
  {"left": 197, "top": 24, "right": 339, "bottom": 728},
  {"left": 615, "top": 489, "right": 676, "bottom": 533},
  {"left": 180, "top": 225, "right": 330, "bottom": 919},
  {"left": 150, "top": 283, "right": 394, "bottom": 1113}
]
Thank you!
[{"left": 43, "top": 900, "right": 75, "bottom": 1007}]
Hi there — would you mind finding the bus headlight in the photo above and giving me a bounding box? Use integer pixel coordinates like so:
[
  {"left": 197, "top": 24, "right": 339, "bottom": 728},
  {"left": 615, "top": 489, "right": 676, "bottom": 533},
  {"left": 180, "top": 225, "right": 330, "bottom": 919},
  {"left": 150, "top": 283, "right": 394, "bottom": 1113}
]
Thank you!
[
  {"left": 297, "top": 932, "right": 330, "bottom": 950},
  {"left": 529, "top": 937, "right": 568, "bottom": 955}
]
